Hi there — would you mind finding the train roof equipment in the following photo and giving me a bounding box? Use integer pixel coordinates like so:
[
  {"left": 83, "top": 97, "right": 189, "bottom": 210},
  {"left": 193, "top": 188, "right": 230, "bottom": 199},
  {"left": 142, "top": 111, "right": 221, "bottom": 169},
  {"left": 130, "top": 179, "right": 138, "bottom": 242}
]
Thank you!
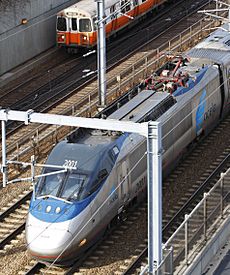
[
  {"left": 66, "top": 52, "right": 216, "bottom": 145},
  {"left": 188, "top": 24, "right": 230, "bottom": 65},
  {"left": 137, "top": 54, "right": 211, "bottom": 97}
]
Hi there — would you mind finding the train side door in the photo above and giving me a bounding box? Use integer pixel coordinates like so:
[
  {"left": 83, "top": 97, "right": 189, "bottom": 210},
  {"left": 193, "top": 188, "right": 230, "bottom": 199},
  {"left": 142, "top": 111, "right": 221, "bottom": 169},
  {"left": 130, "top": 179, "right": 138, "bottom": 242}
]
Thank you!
[
  {"left": 69, "top": 18, "right": 78, "bottom": 44},
  {"left": 118, "top": 160, "right": 130, "bottom": 204}
]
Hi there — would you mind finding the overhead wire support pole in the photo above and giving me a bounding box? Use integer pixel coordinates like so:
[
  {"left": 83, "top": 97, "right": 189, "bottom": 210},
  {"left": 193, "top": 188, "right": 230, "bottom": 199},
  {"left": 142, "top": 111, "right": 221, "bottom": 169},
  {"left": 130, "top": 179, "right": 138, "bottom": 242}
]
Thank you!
[
  {"left": 1, "top": 120, "right": 7, "bottom": 187},
  {"left": 96, "top": 0, "right": 107, "bottom": 109},
  {"left": 94, "top": 0, "right": 133, "bottom": 111},
  {"left": 147, "top": 121, "right": 162, "bottom": 273}
]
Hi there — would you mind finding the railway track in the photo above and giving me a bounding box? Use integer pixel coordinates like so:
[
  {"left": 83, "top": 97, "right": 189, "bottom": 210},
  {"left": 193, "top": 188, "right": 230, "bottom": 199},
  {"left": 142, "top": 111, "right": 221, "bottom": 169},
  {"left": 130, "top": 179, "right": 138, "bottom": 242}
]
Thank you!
[{"left": 0, "top": 190, "right": 32, "bottom": 252}]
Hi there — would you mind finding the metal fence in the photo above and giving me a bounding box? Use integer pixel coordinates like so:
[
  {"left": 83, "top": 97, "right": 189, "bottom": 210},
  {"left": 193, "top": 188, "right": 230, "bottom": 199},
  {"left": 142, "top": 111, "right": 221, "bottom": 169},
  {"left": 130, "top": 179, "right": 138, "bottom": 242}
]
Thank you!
[{"left": 154, "top": 167, "right": 230, "bottom": 274}]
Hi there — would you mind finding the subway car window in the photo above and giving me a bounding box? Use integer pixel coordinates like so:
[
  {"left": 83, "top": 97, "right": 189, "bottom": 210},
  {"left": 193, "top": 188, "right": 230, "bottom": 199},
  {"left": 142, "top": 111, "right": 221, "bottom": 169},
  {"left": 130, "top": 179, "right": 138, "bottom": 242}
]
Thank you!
[
  {"left": 57, "top": 17, "right": 67, "bottom": 31},
  {"left": 110, "top": 4, "right": 115, "bottom": 14},
  {"left": 79, "top": 18, "right": 92, "bottom": 32},
  {"left": 126, "top": 0, "right": 131, "bottom": 11},
  {"left": 121, "top": 0, "right": 126, "bottom": 13},
  {"left": 72, "top": 18, "right": 77, "bottom": 31},
  {"left": 93, "top": 18, "right": 97, "bottom": 31}
]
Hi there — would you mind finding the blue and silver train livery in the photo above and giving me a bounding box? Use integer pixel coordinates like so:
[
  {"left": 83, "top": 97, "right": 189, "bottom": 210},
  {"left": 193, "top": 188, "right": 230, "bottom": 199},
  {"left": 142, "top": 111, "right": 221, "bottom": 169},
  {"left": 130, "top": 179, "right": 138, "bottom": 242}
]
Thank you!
[{"left": 26, "top": 26, "right": 230, "bottom": 264}]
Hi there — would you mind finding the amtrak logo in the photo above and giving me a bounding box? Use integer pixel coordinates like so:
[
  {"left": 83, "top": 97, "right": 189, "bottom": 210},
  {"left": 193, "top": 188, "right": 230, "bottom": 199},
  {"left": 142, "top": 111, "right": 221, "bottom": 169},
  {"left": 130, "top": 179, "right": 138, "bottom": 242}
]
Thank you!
[{"left": 196, "top": 89, "right": 206, "bottom": 135}]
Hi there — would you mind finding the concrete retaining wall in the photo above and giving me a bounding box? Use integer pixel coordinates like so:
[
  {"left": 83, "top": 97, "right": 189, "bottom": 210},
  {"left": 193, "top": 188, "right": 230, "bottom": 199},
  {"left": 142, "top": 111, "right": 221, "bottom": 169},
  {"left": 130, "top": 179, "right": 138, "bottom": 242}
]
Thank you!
[{"left": 0, "top": 0, "right": 78, "bottom": 76}]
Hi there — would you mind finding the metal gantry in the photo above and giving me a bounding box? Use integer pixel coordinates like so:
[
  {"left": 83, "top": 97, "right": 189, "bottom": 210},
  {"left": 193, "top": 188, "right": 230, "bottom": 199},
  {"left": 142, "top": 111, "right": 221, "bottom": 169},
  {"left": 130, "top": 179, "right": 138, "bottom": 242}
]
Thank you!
[{"left": 198, "top": 0, "right": 230, "bottom": 32}]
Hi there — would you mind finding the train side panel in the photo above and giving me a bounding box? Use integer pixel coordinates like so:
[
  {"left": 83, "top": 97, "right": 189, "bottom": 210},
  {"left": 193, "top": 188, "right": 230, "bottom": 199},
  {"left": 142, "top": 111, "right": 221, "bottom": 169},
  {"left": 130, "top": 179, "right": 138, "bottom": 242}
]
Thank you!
[{"left": 160, "top": 66, "right": 221, "bottom": 174}]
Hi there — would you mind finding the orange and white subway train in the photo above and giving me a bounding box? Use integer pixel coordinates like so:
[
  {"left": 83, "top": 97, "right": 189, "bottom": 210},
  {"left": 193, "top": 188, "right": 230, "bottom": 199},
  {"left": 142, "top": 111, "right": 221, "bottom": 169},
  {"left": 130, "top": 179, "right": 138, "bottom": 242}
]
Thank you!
[{"left": 56, "top": 0, "right": 168, "bottom": 51}]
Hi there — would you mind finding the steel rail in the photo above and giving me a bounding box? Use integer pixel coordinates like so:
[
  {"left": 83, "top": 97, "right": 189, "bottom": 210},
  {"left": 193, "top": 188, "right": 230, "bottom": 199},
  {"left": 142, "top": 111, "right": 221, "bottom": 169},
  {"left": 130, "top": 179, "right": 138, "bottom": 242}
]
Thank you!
[
  {"left": 24, "top": 262, "right": 46, "bottom": 275},
  {"left": 0, "top": 191, "right": 32, "bottom": 221}
]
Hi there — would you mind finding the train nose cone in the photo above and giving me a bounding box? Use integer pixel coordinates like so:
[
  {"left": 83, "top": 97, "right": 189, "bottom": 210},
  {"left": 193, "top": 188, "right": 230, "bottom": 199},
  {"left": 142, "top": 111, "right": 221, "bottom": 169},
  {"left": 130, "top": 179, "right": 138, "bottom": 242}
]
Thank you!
[{"left": 26, "top": 214, "right": 73, "bottom": 259}]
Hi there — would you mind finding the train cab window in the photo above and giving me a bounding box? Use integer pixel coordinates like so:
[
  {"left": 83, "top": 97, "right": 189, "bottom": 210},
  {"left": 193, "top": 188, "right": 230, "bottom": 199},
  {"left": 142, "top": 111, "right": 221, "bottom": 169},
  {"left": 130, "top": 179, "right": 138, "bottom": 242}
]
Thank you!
[
  {"left": 109, "top": 145, "right": 120, "bottom": 161},
  {"left": 79, "top": 18, "right": 92, "bottom": 32},
  {"left": 57, "top": 17, "right": 67, "bottom": 31},
  {"left": 36, "top": 169, "right": 66, "bottom": 198},
  {"left": 89, "top": 169, "right": 108, "bottom": 195},
  {"left": 72, "top": 18, "right": 77, "bottom": 31},
  {"left": 61, "top": 173, "right": 87, "bottom": 201},
  {"left": 112, "top": 146, "right": 119, "bottom": 156}
]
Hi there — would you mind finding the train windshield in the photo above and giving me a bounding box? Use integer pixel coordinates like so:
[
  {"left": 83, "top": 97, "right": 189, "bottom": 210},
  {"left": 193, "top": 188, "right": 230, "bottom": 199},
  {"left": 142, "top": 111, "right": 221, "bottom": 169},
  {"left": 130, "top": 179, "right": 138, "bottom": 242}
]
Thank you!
[
  {"left": 57, "top": 17, "right": 67, "bottom": 31},
  {"left": 79, "top": 18, "right": 92, "bottom": 32},
  {"left": 36, "top": 168, "right": 87, "bottom": 202},
  {"left": 36, "top": 169, "right": 66, "bottom": 198},
  {"left": 61, "top": 173, "right": 86, "bottom": 201}
]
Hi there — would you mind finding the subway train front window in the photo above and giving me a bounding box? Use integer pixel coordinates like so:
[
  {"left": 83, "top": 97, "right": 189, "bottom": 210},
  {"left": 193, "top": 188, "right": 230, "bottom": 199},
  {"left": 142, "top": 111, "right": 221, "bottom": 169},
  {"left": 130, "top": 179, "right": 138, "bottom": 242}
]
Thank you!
[
  {"left": 72, "top": 18, "right": 77, "bottom": 31},
  {"left": 79, "top": 18, "right": 92, "bottom": 32},
  {"left": 57, "top": 17, "right": 67, "bottom": 31}
]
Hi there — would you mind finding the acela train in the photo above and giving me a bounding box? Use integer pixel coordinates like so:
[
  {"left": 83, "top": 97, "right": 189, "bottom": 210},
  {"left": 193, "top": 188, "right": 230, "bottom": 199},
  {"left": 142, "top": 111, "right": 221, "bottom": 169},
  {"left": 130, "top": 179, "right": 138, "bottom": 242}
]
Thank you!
[
  {"left": 26, "top": 27, "right": 230, "bottom": 264},
  {"left": 56, "top": 0, "right": 168, "bottom": 51}
]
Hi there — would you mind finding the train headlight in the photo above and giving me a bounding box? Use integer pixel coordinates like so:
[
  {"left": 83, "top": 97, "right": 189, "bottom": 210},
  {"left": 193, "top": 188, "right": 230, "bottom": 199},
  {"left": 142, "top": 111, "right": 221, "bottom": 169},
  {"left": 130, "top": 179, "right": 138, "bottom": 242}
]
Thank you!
[
  {"left": 55, "top": 207, "right": 61, "bottom": 214},
  {"left": 79, "top": 238, "right": 87, "bottom": 247},
  {"left": 58, "top": 34, "right": 65, "bottom": 43},
  {"left": 46, "top": 205, "right": 52, "bottom": 213}
]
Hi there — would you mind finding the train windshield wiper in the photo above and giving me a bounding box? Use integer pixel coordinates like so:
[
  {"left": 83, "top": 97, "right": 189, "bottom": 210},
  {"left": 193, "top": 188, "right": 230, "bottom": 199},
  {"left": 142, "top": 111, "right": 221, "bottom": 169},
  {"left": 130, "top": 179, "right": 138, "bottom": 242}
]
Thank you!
[{"left": 37, "top": 194, "right": 73, "bottom": 204}]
